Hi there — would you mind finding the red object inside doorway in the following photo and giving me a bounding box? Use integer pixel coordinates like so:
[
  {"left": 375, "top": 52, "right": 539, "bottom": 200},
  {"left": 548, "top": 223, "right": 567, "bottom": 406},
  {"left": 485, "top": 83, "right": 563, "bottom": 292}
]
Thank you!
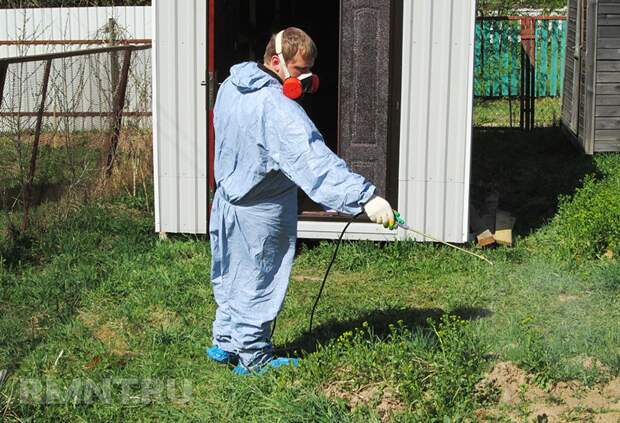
[{"left": 208, "top": 0, "right": 216, "bottom": 193}]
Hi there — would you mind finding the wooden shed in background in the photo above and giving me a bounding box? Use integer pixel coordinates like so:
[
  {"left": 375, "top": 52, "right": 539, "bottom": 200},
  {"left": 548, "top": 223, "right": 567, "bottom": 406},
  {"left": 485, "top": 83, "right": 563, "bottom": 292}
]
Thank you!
[{"left": 562, "top": 0, "right": 620, "bottom": 154}]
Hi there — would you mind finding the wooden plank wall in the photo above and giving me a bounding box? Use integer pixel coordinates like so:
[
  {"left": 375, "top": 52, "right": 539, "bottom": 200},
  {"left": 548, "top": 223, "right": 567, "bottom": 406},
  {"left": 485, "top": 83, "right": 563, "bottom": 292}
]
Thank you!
[
  {"left": 582, "top": 0, "right": 597, "bottom": 153},
  {"left": 595, "top": 0, "right": 620, "bottom": 152},
  {"left": 578, "top": 0, "right": 588, "bottom": 146},
  {"left": 562, "top": 0, "right": 578, "bottom": 132}
]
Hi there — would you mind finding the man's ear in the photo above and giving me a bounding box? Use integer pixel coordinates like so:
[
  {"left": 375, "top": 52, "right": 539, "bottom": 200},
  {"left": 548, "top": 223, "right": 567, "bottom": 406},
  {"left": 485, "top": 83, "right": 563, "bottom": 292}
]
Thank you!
[{"left": 271, "top": 55, "right": 281, "bottom": 72}]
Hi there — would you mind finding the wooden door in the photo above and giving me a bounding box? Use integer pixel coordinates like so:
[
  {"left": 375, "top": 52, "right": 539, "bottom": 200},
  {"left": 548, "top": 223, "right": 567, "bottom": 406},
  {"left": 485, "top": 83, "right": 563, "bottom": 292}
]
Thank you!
[{"left": 338, "top": 0, "right": 395, "bottom": 198}]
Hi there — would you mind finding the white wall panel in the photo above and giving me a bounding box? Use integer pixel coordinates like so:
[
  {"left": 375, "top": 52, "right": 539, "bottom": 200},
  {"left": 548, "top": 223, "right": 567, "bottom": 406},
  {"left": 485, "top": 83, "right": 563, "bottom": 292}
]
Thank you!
[
  {"left": 153, "top": 0, "right": 207, "bottom": 234},
  {"left": 397, "top": 0, "right": 476, "bottom": 242}
]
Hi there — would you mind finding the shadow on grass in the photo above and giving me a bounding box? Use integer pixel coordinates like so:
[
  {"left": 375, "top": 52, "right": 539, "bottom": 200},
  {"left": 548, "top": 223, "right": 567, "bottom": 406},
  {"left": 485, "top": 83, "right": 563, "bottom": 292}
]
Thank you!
[
  {"left": 277, "top": 306, "right": 492, "bottom": 355},
  {"left": 0, "top": 182, "right": 66, "bottom": 211},
  {"left": 470, "top": 127, "right": 596, "bottom": 236}
]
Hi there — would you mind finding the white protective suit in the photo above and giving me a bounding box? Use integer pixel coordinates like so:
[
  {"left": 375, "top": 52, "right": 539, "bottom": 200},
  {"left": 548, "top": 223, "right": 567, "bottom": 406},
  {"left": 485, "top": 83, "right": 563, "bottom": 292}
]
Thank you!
[{"left": 210, "top": 62, "right": 376, "bottom": 369}]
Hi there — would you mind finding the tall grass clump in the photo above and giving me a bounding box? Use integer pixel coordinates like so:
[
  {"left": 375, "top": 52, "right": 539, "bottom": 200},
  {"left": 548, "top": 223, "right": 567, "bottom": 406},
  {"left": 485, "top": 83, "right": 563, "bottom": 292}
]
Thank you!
[{"left": 535, "top": 154, "right": 620, "bottom": 261}]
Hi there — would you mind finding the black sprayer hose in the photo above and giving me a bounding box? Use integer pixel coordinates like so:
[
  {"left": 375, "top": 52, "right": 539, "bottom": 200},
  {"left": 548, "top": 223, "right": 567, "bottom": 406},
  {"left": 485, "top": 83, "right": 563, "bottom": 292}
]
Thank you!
[
  {"left": 273, "top": 210, "right": 492, "bottom": 342},
  {"left": 308, "top": 212, "right": 361, "bottom": 334},
  {"left": 271, "top": 212, "right": 360, "bottom": 342}
]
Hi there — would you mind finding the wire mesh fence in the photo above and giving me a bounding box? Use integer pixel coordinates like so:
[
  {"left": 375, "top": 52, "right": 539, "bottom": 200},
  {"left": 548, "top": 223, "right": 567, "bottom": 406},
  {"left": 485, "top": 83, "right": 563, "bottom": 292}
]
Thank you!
[{"left": 0, "top": 44, "right": 152, "bottom": 231}]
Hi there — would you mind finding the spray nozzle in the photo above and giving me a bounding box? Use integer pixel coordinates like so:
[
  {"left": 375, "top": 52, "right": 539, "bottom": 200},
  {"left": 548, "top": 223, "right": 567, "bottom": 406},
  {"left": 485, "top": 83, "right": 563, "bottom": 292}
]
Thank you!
[{"left": 389, "top": 210, "right": 409, "bottom": 230}]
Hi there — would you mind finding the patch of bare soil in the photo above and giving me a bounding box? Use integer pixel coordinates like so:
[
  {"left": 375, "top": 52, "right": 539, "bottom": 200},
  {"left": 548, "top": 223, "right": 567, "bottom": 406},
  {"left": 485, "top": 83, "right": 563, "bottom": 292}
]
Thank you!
[
  {"left": 93, "top": 323, "right": 130, "bottom": 357},
  {"left": 581, "top": 356, "right": 610, "bottom": 373},
  {"left": 557, "top": 294, "right": 580, "bottom": 303},
  {"left": 291, "top": 274, "right": 322, "bottom": 282},
  {"left": 323, "top": 373, "right": 405, "bottom": 422},
  {"left": 79, "top": 311, "right": 132, "bottom": 357},
  {"left": 148, "top": 305, "right": 180, "bottom": 330},
  {"left": 476, "top": 361, "right": 620, "bottom": 422}
]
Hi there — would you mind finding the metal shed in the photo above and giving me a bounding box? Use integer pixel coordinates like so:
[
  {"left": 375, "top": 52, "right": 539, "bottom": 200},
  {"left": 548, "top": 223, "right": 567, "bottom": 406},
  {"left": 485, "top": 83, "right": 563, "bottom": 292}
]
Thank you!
[
  {"left": 152, "top": 0, "right": 476, "bottom": 242},
  {"left": 562, "top": 0, "right": 620, "bottom": 154}
]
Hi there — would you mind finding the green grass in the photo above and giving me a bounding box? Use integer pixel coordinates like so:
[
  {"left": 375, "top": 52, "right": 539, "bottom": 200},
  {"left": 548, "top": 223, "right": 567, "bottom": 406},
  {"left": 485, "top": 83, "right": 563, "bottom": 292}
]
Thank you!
[
  {"left": 474, "top": 97, "right": 562, "bottom": 128},
  {"left": 1, "top": 131, "right": 620, "bottom": 421},
  {"left": 0, "top": 129, "right": 151, "bottom": 215},
  {"left": 0, "top": 132, "right": 98, "bottom": 190}
]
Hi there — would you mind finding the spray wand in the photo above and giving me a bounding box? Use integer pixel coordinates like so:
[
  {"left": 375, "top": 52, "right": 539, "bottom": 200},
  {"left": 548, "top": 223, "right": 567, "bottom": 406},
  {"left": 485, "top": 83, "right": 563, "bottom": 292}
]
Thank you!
[{"left": 391, "top": 210, "right": 493, "bottom": 266}]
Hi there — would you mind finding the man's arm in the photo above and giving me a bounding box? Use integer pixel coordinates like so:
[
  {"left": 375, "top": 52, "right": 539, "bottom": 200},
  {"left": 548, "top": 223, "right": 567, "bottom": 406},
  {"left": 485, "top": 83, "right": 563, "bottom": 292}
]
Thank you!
[{"left": 267, "top": 98, "right": 393, "bottom": 224}]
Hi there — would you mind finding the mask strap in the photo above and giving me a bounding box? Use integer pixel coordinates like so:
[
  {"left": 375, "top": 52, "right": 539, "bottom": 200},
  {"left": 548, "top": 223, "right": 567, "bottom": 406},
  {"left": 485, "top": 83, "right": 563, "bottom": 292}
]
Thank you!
[{"left": 275, "top": 30, "right": 291, "bottom": 79}]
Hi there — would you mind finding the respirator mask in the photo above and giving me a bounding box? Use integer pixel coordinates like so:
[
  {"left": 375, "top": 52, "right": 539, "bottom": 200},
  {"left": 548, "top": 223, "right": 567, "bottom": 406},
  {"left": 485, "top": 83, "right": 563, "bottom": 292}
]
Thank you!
[{"left": 276, "top": 30, "right": 320, "bottom": 100}]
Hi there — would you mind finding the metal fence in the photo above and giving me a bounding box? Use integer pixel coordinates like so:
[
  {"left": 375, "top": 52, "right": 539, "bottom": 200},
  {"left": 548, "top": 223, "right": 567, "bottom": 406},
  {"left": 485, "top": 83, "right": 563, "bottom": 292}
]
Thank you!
[
  {"left": 0, "top": 44, "right": 150, "bottom": 131},
  {"left": 475, "top": 16, "right": 567, "bottom": 98},
  {"left": 473, "top": 16, "right": 567, "bottom": 129},
  {"left": 0, "top": 44, "right": 152, "bottom": 230}
]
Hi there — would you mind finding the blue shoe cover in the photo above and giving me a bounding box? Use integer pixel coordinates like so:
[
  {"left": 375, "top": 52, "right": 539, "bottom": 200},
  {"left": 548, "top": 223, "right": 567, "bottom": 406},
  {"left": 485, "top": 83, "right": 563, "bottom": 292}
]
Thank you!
[
  {"left": 205, "top": 345, "right": 234, "bottom": 364},
  {"left": 233, "top": 357, "right": 300, "bottom": 376}
]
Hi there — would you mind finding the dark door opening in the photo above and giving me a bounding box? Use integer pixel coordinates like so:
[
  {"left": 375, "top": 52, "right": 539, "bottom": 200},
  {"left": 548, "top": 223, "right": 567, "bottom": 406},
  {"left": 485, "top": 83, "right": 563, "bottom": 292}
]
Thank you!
[
  {"left": 214, "top": 0, "right": 339, "bottom": 150},
  {"left": 213, "top": 0, "right": 400, "bottom": 218}
]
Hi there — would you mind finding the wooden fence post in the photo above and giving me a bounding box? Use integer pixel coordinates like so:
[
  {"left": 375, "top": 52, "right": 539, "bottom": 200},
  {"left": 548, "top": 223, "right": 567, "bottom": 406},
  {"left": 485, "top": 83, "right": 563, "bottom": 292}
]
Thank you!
[
  {"left": 22, "top": 59, "right": 52, "bottom": 231},
  {"left": 520, "top": 17, "right": 537, "bottom": 131},
  {"left": 104, "top": 48, "right": 131, "bottom": 176},
  {"left": 0, "top": 62, "right": 8, "bottom": 109},
  {"left": 108, "top": 18, "right": 120, "bottom": 110}
]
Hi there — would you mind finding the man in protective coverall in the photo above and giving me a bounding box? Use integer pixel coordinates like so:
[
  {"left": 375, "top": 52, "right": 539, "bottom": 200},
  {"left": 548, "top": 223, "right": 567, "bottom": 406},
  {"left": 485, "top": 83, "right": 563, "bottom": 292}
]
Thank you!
[{"left": 206, "top": 27, "right": 395, "bottom": 375}]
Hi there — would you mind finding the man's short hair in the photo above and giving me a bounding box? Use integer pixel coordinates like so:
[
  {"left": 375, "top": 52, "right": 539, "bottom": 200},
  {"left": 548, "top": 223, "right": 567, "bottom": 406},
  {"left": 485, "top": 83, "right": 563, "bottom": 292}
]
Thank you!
[{"left": 263, "top": 27, "right": 317, "bottom": 64}]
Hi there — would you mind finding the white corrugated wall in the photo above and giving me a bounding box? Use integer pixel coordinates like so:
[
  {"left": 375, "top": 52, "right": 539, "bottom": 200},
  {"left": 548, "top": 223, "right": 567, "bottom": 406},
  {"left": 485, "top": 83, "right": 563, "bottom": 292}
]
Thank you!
[
  {"left": 0, "top": 7, "right": 150, "bottom": 45},
  {"left": 152, "top": 0, "right": 208, "bottom": 234},
  {"left": 0, "top": 7, "right": 151, "bottom": 130},
  {"left": 397, "top": 0, "right": 476, "bottom": 242}
]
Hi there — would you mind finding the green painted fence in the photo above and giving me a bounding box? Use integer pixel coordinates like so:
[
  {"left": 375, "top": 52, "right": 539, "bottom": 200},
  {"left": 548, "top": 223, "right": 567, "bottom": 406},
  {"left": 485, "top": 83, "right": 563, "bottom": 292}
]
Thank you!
[{"left": 474, "top": 18, "right": 567, "bottom": 98}]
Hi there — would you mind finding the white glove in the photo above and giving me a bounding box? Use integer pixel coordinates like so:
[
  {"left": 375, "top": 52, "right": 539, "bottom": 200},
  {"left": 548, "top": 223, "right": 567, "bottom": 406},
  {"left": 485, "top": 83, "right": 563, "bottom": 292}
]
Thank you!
[{"left": 363, "top": 195, "right": 394, "bottom": 228}]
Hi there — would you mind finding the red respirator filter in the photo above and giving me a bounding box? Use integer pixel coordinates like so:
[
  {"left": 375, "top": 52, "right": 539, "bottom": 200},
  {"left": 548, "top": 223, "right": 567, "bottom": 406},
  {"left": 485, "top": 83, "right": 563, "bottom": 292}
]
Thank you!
[{"left": 283, "top": 73, "right": 320, "bottom": 100}]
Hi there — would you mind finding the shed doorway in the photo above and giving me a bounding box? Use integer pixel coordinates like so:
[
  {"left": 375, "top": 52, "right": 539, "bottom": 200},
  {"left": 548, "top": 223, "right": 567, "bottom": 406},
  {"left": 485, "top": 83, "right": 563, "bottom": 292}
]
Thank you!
[{"left": 212, "top": 0, "right": 400, "bottom": 218}]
